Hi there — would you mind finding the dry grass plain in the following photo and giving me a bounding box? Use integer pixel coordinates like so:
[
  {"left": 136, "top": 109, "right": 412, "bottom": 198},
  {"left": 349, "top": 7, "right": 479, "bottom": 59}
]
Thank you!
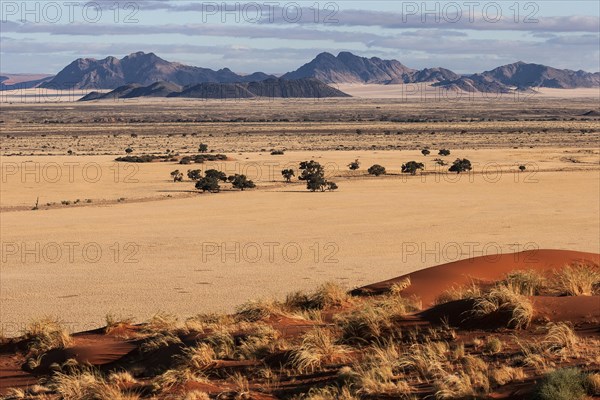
[{"left": 1, "top": 98, "right": 599, "bottom": 335}]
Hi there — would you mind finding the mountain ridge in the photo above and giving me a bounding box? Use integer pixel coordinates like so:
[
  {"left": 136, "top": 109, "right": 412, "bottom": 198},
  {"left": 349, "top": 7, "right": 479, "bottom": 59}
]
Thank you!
[{"left": 7, "top": 51, "right": 600, "bottom": 93}]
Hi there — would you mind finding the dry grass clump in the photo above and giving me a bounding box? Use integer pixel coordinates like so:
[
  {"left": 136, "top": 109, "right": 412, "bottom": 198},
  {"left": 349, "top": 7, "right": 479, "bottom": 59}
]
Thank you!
[
  {"left": 340, "top": 343, "right": 413, "bottom": 397},
  {"left": 153, "top": 368, "right": 208, "bottom": 392},
  {"left": 181, "top": 343, "right": 217, "bottom": 371},
  {"left": 586, "top": 373, "right": 600, "bottom": 396},
  {"left": 435, "top": 282, "right": 482, "bottom": 305},
  {"left": 107, "top": 371, "right": 138, "bottom": 386},
  {"left": 389, "top": 277, "right": 412, "bottom": 295},
  {"left": 50, "top": 369, "right": 140, "bottom": 400},
  {"left": 516, "top": 340, "right": 552, "bottom": 374},
  {"left": 235, "top": 298, "right": 283, "bottom": 322},
  {"left": 551, "top": 262, "right": 600, "bottom": 296},
  {"left": 140, "top": 331, "right": 182, "bottom": 353},
  {"left": 22, "top": 317, "right": 72, "bottom": 355},
  {"left": 502, "top": 269, "right": 547, "bottom": 295},
  {"left": 471, "top": 285, "right": 533, "bottom": 329},
  {"left": 434, "top": 371, "right": 489, "bottom": 399},
  {"left": 145, "top": 312, "right": 180, "bottom": 332},
  {"left": 398, "top": 341, "right": 449, "bottom": 380},
  {"left": 291, "top": 328, "right": 349, "bottom": 372},
  {"left": 285, "top": 282, "right": 350, "bottom": 311},
  {"left": 490, "top": 366, "right": 525, "bottom": 386},
  {"left": 184, "top": 391, "right": 210, "bottom": 400},
  {"left": 336, "top": 295, "right": 419, "bottom": 344},
  {"left": 543, "top": 322, "right": 578, "bottom": 353},
  {"left": 299, "top": 386, "right": 358, "bottom": 400},
  {"left": 184, "top": 313, "right": 235, "bottom": 333}
]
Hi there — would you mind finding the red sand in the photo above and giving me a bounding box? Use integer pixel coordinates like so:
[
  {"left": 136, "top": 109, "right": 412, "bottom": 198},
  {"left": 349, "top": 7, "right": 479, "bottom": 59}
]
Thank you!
[{"left": 355, "top": 249, "right": 600, "bottom": 307}]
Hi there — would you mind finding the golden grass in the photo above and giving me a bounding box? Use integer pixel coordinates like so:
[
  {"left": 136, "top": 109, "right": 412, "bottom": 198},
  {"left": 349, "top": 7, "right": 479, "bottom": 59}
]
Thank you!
[
  {"left": 435, "top": 282, "right": 482, "bottom": 305},
  {"left": 50, "top": 369, "right": 140, "bottom": 400},
  {"left": 22, "top": 317, "right": 72, "bottom": 355},
  {"left": 586, "top": 373, "right": 600, "bottom": 396},
  {"left": 543, "top": 322, "right": 579, "bottom": 353},
  {"left": 472, "top": 285, "right": 533, "bottom": 329},
  {"left": 490, "top": 366, "right": 525, "bottom": 386},
  {"left": 291, "top": 328, "right": 349, "bottom": 372},
  {"left": 551, "top": 262, "right": 600, "bottom": 296},
  {"left": 503, "top": 269, "right": 547, "bottom": 296}
]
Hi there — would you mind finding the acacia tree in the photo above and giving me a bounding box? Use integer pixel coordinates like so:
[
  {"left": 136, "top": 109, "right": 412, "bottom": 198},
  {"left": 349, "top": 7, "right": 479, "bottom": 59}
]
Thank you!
[
  {"left": 228, "top": 174, "right": 256, "bottom": 191},
  {"left": 438, "top": 149, "right": 451, "bottom": 156},
  {"left": 367, "top": 164, "right": 386, "bottom": 176},
  {"left": 170, "top": 170, "right": 183, "bottom": 182},
  {"left": 187, "top": 169, "right": 202, "bottom": 181},
  {"left": 205, "top": 169, "right": 228, "bottom": 182},
  {"left": 281, "top": 169, "right": 295, "bottom": 182},
  {"left": 195, "top": 176, "right": 220, "bottom": 192},
  {"left": 298, "top": 160, "right": 337, "bottom": 192},
  {"left": 449, "top": 158, "right": 472, "bottom": 174},
  {"left": 401, "top": 161, "right": 425, "bottom": 175},
  {"left": 198, "top": 143, "right": 208, "bottom": 153}
]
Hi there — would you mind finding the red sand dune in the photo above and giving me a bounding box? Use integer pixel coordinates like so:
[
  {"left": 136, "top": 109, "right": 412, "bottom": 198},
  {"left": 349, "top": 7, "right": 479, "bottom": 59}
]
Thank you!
[{"left": 354, "top": 249, "right": 600, "bottom": 307}]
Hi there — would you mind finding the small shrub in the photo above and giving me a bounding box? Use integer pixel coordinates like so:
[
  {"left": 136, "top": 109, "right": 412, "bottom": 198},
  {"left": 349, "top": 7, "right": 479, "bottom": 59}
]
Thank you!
[
  {"left": 421, "top": 149, "right": 431, "bottom": 156},
  {"left": 270, "top": 150, "right": 284, "bottom": 155},
  {"left": 438, "top": 149, "right": 451, "bottom": 156},
  {"left": 535, "top": 368, "right": 586, "bottom": 400},
  {"left": 367, "top": 164, "right": 386, "bottom": 176},
  {"left": 348, "top": 159, "right": 360, "bottom": 170},
  {"left": 401, "top": 161, "right": 424, "bottom": 175},
  {"left": 281, "top": 168, "right": 295, "bottom": 182}
]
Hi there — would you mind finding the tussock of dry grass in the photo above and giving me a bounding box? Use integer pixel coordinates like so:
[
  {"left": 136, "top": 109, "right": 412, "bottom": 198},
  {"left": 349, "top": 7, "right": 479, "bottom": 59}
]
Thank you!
[
  {"left": 586, "top": 373, "right": 600, "bottom": 396},
  {"left": 23, "top": 317, "right": 72, "bottom": 355},
  {"left": 50, "top": 369, "right": 140, "bottom": 400},
  {"left": 543, "top": 322, "right": 578, "bottom": 353},
  {"left": 551, "top": 262, "right": 600, "bottom": 296},
  {"left": 435, "top": 282, "right": 482, "bottom": 305},
  {"left": 291, "top": 328, "right": 349, "bottom": 372},
  {"left": 490, "top": 366, "right": 525, "bottom": 386},
  {"left": 503, "top": 269, "right": 547, "bottom": 296},
  {"left": 471, "top": 285, "right": 533, "bottom": 329},
  {"left": 286, "top": 282, "right": 350, "bottom": 311}
]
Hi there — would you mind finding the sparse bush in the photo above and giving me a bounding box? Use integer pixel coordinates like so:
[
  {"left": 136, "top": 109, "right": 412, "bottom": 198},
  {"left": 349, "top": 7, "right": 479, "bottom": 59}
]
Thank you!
[
  {"left": 449, "top": 158, "right": 472, "bottom": 174},
  {"left": 401, "top": 161, "right": 424, "bottom": 175},
  {"left": 535, "top": 368, "right": 586, "bottom": 400},
  {"left": 438, "top": 149, "right": 451, "bottom": 156},
  {"left": 281, "top": 168, "right": 295, "bottom": 182},
  {"left": 367, "top": 164, "right": 386, "bottom": 176},
  {"left": 170, "top": 170, "right": 183, "bottom": 182},
  {"left": 348, "top": 159, "right": 360, "bottom": 170},
  {"left": 421, "top": 149, "right": 431, "bottom": 156}
]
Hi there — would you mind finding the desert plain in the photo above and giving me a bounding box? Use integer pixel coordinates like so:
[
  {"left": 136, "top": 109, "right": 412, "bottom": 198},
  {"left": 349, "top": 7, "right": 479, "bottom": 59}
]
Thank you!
[{"left": 0, "top": 94, "right": 599, "bottom": 399}]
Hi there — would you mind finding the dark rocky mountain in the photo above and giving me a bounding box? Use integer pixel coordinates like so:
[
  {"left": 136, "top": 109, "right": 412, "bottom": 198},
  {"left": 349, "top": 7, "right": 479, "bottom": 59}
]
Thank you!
[
  {"left": 11, "top": 51, "right": 600, "bottom": 93},
  {"left": 42, "top": 52, "right": 276, "bottom": 89},
  {"left": 282, "top": 52, "right": 415, "bottom": 84},
  {"left": 479, "top": 62, "right": 600, "bottom": 89},
  {"left": 435, "top": 62, "right": 600, "bottom": 92},
  {"left": 79, "top": 77, "right": 350, "bottom": 101}
]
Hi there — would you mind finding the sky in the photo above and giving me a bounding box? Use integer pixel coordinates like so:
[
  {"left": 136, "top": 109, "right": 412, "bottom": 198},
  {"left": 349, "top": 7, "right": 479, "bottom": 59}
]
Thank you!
[{"left": 1, "top": 0, "right": 599, "bottom": 74}]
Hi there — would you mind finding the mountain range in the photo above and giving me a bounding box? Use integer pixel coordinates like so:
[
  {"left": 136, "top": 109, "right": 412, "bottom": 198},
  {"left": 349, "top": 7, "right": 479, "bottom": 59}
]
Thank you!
[
  {"left": 5, "top": 51, "right": 599, "bottom": 95},
  {"left": 79, "top": 78, "right": 350, "bottom": 100}
]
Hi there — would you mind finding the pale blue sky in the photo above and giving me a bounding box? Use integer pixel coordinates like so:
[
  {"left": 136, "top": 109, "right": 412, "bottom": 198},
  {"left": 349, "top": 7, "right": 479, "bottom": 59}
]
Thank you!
[{"left": 1, "top": 1, "right": 599, "bottom": 74}]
